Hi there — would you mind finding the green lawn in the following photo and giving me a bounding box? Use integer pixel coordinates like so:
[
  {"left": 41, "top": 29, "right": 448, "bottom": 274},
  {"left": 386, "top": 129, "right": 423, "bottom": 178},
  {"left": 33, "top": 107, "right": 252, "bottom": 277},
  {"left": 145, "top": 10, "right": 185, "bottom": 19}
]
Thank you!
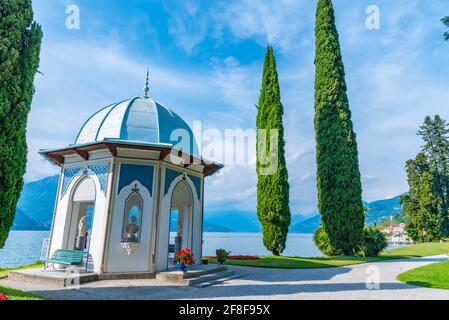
[
  {"left": 207, "top": 242, "right": 448, "bottom": 269},
  {"left": 397, "top": 260, "right": 449, "bottom": 290},
  {"left": 208, "top": 255, "right": 372, "bottom": 268},
  {"left": 0, "top": 285, "right": 45, "bottom": 300},
  {"left": 0, "top": 262, "right": 44, "bottom": 279},
  {"left": 380, "top": 242, "right": 448, "bottom": 258},
  {"left": 0, "top": 262, "right": 45, "bottom": 300}
]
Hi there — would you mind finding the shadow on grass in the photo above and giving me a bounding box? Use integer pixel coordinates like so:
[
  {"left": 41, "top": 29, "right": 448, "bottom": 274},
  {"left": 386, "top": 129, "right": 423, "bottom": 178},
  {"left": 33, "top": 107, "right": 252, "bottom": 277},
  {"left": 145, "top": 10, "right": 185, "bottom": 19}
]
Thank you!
[
  {"left": 208, "top": 253, "right": 447, "bottom": 270},
  {"left": 366, "top": 256, "right": 447, "bottom": 264},
  {"left": 402, "top": 281, "right": 433, "bottom": 288},
  {"left": 208, "top": 256, "right": 365, "bottom": 269}
]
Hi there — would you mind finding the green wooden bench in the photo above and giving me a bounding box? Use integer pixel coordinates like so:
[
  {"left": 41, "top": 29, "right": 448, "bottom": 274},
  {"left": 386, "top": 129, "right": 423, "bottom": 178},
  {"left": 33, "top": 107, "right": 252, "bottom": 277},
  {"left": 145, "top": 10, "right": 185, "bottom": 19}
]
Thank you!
[{"left": 44, "top": 249, "right": 87, "bottom": 270}]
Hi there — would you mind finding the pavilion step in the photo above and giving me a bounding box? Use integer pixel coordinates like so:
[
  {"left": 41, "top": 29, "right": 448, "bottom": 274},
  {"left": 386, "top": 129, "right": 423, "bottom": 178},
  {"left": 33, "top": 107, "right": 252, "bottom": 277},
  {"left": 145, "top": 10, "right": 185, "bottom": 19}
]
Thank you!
[
  {"left": 185, "top": 270, "right": 236, "bottom": 286},
  {"left": 182, "top": 265, "right": 228, "bottom": 279},
  {"left": 8, "top": 269, "right": 98, "bottom": 287},
  {"left": 193, "top": 272, "right": 243, "bottom": 288},
  {"left": 155, "top": 265, "right": 230, "bottom": 285}
]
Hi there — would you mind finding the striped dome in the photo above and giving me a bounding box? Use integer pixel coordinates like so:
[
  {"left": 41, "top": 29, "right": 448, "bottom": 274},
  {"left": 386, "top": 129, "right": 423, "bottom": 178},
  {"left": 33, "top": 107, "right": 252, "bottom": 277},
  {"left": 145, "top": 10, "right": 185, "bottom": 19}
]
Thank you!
[{"left": 75, "top": 97, "right": 199, "bottom": 155}]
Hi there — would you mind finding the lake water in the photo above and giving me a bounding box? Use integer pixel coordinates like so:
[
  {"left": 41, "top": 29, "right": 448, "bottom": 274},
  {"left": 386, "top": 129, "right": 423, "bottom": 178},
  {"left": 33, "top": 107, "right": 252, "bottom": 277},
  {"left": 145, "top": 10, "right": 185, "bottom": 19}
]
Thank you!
[{"left": 0, "top": 231, "right": 406, "bottom": 268}]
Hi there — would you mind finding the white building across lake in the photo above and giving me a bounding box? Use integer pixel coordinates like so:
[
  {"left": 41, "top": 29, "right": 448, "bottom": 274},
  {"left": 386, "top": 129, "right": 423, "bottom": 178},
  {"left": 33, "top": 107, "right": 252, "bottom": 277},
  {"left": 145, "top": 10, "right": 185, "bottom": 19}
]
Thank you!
[{"left": 39, "top": 72, "right": 222, "bottom": 276}]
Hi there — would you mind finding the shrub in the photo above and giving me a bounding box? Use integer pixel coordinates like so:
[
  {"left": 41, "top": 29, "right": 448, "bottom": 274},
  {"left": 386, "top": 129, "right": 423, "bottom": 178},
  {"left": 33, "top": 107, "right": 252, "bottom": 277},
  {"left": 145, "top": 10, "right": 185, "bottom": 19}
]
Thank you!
[
  {"left": 357, "top": 227, "right": 388, "bottom": 257},
  {"left": 314, "top": 227, "right": 343, "bottom": 256},
  {"left": 216, "top": 249, "right": 231, "bottom": 263}
]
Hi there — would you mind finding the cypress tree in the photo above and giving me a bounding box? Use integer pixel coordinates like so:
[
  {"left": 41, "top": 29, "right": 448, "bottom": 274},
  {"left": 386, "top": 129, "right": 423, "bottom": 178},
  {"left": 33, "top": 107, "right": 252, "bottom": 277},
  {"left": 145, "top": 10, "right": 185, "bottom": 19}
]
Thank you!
[
  {"left": 442, "top": 16, "right": 449, "bottom": 41},
  {"left": 314, "top": 0, "right": 364, "bottom": 255},
  {"left": 256, "top": 45, "right": 291, "bottom": 256},
  {"left": 0, "top": 0, "right": 42, "bottom": 248}
]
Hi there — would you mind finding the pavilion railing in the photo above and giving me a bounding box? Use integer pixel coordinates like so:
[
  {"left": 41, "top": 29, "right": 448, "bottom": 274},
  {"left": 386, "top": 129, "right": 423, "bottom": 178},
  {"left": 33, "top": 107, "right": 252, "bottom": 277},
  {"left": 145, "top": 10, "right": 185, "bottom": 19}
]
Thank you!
[{"left": 40, "top": 238, "right": 50, "bottom": 261}]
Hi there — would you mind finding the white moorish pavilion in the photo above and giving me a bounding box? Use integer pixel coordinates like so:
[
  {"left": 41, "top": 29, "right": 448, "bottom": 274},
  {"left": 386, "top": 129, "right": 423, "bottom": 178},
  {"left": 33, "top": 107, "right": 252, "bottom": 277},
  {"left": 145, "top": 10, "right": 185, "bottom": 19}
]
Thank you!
[{"left": 39, "top": 72, "right": 222, "bottom": 275}]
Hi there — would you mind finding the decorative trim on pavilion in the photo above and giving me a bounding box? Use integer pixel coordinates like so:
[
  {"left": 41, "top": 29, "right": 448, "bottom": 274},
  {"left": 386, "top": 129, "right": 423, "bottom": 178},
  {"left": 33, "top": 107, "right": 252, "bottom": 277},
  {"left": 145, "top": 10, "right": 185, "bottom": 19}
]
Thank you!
[
  {"left": 39, "top": 140, "right": 222, "bottom": 177},
  {"left": 61, "top": 163, "right": 109, "bottom": 197}
]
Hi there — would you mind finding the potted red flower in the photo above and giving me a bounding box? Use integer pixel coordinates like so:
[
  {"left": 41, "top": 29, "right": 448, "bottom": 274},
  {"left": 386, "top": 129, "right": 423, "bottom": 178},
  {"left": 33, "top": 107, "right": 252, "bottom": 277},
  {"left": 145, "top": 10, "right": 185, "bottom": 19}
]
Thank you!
[
  {"left": 216, "top": 248, "right": 231, "bottom": 264},
  {"left": 175, "top": 248, "right": 194, "bottom": 271}
]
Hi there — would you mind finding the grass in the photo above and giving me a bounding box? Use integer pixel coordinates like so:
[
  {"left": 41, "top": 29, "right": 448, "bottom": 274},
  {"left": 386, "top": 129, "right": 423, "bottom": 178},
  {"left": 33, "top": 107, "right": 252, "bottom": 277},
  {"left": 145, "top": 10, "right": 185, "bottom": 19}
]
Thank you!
[
  {"left": 0, "top": 285, "right": 45, "bottom": 300},
  {"left": 208, "top": 255, "right": 372, "bottom": 268},
  {"left": 0, "top": 261, "right": 44, "bottom": 279},
  {"left": 397, "top": 260, "right": 449, "bottom": 290},
  {"left": 207, "top": 242, "right": 448, "bottom": 269},
  {"left": 380, "top": 242, "right": 448, "bottom": 258},
  {"left": 0, "top": 261, "right": 46, "bottom": 300}
]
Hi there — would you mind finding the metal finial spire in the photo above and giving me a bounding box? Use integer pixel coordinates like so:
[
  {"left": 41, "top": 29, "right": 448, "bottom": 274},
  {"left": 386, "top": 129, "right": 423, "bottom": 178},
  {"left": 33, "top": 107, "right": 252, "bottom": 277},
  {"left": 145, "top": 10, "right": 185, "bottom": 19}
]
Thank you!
[{"left": 143, "top": 67, "right": 150, "bottom": 97}]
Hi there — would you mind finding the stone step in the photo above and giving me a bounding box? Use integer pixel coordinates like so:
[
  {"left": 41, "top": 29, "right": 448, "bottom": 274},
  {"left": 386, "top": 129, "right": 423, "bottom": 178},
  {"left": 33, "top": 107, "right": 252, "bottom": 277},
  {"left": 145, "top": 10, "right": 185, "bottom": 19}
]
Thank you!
[
  {"left": 155, "top": 265, "right": 235, "bottom": 285},
  {"left": 155, "top": 265, "right": 227, "bottom": 283},
  {"left": 192, "top": 272, "right": 243, "bottom": 288},
  {"left": 8, "top": 268, "right": 98, "bottom": 287},
  {"left": 185, "top": 270, "right": 236, "bottom": 286},
  {"left": 182, "top": 265, "right": 227, "bottom": 279}
]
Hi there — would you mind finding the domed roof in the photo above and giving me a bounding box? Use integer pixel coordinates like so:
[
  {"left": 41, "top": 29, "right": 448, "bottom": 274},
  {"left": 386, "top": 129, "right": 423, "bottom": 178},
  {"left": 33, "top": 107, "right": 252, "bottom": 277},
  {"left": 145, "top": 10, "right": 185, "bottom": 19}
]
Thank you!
[{"left": 75, "top": 97, "right": 199, "bottom": 155}]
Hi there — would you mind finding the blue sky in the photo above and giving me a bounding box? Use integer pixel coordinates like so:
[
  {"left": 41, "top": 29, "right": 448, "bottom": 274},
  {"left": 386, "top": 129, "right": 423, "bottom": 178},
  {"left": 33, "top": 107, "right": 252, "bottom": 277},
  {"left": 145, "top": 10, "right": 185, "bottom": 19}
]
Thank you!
[{"left": 29, "top": 0, "right": 449, "bottom": 216}]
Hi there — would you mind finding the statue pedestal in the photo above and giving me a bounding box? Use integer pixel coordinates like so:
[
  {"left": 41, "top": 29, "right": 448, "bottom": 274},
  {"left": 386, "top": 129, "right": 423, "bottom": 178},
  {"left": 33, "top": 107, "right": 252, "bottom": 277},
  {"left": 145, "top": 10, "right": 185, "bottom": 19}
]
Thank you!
[
  {"left": 121, "top": 242, "right": 139, "bottom": 255},
  {"left": 174, "top": 236, "right": 182, "bottom": 263},
  {"left": 75, "top": 236, "right": 86, "bottom": 250}
]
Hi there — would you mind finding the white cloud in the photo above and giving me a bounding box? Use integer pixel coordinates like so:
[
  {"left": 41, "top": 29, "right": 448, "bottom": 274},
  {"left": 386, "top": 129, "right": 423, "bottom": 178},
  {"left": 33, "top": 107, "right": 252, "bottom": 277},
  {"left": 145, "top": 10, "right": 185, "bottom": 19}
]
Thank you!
[
  {"left": 164, "top": 0, "right": 208, "bottom": 54},
  {"left": 214, "top": 0, "right": 309, "bottom": 52},
  {"left": 205, "top": 164, "right": 257, "bottom": 211},
  {"left": 207, "top": 56, "right": 260, "bottom": 124}
]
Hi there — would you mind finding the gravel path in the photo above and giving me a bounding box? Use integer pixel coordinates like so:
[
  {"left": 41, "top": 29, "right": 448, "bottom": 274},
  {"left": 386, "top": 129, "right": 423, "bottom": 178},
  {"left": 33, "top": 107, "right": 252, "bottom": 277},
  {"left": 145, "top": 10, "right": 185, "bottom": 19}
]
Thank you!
[{"left": 1, "top": 255, "right": 449, "bottom": 300}]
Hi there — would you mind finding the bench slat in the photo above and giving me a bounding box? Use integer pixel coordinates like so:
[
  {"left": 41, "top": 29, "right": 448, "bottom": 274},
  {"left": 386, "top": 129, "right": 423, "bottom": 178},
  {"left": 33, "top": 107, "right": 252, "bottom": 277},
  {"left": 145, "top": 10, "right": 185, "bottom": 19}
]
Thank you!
[{"left": 45, "top": 249, "right": 86, "bottom": 267}]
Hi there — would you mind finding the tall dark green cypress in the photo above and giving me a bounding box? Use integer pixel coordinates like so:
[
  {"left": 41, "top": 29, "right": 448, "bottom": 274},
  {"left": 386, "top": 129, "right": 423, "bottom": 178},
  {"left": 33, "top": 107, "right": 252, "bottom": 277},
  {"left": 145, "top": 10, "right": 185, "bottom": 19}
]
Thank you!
[
  {"left": 314, "top": 0, "right": 364, "bottom": 255},
  {"left": 442, "top": 16, "right": 449, "bottom": 41},
  {"left": 0, "top": 0, "right": 42, "bottom": 248},
  {"left": 256, "top": 45, "right": 291, "bottom": 256}
]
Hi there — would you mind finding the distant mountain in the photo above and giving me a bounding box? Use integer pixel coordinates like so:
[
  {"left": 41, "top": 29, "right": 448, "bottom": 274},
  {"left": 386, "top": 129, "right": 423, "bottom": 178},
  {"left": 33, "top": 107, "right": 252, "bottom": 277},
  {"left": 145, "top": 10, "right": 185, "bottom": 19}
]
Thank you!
[
  {"left": 11, "top": 176, "right": 404, "bottom": 234},
  {"left": 12, "top": 175, "right": 58, "bottom": 231},
  {"left": 12, "top": 209, "right": 47, "bottom": 231},
  {"left": 364, "top": 195, "right": 403, "bottom": 224},
  {"left": 204, "top": 211, "right": 261, "bottom": 232},
  {"left": 290, "top": 214, "right": 320, "bottom": 233},
  {"left": 203, "top": 222, "right": 233, "bottom": 233},
  {"left": 169, "top": 213, "right": 233, "bottom": 232},
  {"left": 290, "top": 196, "right": 403, "bottom": 233}
]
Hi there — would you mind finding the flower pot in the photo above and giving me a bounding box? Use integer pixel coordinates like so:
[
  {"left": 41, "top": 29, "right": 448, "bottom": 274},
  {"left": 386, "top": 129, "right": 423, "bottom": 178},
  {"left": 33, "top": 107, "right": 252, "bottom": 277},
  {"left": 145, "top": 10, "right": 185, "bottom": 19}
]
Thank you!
[{"left": 217, "top": 258, "right": 225, "bottom": 265}]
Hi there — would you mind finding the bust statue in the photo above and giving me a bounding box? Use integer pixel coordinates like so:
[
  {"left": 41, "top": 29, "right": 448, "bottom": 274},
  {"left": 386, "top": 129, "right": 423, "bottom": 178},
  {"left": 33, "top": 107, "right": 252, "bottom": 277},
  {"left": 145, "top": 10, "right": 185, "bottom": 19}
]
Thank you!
[
  {"left": 124, "top": 216, "right": 139, "bottom": 242},
  {"left": 78, "top": 216, "right": 87, "bottom": 236},
  {"left": 75, "top": 216, "right": 88, "bottom": 250}
]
